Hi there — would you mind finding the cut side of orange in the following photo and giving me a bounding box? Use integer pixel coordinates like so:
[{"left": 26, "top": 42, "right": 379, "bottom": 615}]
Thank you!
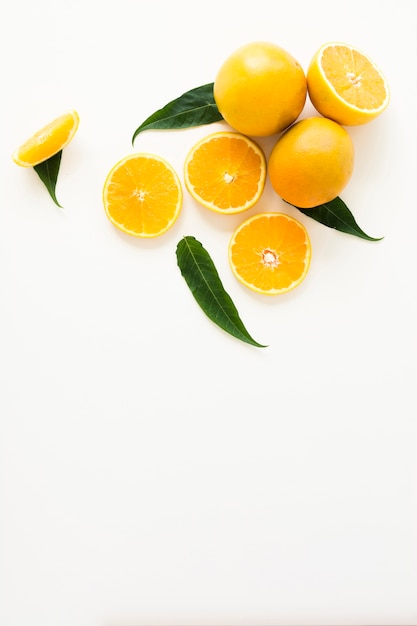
[
  {"left": 307, "top": 42, "right": 390, "bottom": 125},
  {"left": 184, "top": 131, "right": 266, "bottom": 214},
  {"left": 229, "top": 213, "right": 311, "bottom": 295},
  {"left": 103, "top": 153, "right": 182, "bottom": 238},
  {"left": 12, "top": 110, "right": 80, "bottom": 167}
]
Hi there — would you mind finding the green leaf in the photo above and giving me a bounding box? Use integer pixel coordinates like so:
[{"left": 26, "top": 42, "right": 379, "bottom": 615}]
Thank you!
[
  {"left": 132, "top": 83, "right": 223, "bottom": 144},
  {"left": 33, "top": 151, "right": 63, "bottom": 207},
  {"left": 293, "top": 196, "right": 383, "bottom": 241},
  {"left": 176, "top": 236, "right": 266, "bottom": 348}
]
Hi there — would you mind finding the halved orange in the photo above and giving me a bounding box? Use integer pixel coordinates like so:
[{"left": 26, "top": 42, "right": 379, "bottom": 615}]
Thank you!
[
  {"left": 103, "top": 153, "right": 182, "bottom": 238},
  {"left": 184, "top": 131, "right": 266, "bottom": 214},
  {"left": 229, "top": 212, "right": 311, "bottom": 295},
  {"left": 12, "top": 110, "right": 80, "bottom": 167},
  {"left": 307, "top": 42, "right": 390, "bottom": 125}
]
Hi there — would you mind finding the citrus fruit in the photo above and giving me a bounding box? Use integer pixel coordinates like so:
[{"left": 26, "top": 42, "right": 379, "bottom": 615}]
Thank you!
[
  {"left": 307, "top": 42, "right": 390, "bottom": 125},
  {"left": 12, "top": 110, "right": 80, "bottom": 167},
  {"left": 184, "top": 131, "right": 266, "bottom": 214},
  {"left": 213, "top": 41, "right": 307, "bottom": 137},
  {"left": 268, "top": 116, "right": 354, "bottom": 209},
  {"left": 229, "top": 212, "right": 311, "bottom": 295},
  {"left": 103, "top": 153, "right": 182, "bottom": 238}
]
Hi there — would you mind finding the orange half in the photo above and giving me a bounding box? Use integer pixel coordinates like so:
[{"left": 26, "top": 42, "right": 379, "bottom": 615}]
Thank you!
[
  {"left": 103, "top": 153, "right": 182, "bottom": 238},
  {"left": 307, "top": 42, "right": 390, "bottom": 125},
  {"left": 12, "top": 110, "right": 80, "bottom": 167},
  {"left": 229, "top": 212, "right": 311, "bottom": 295},
  {"left": 184, "top": 131, "right": 266, "bottom": 214}
]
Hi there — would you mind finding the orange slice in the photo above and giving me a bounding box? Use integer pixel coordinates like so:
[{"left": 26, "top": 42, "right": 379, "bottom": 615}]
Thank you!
[
  {"left": 307, "top": 42, "right": 390, "bottom": 125},
  {"left": 184, "top": 131, "right": 266, "bottom": 214},
  {"left": 103, "top": 153, "right": 182, "bottom": 238},
  {"left": 12, "top": 110, "right": 80, "bottom": 167},
  {"left": 229, "top": 212, "right": 311, "bottom": 295}
]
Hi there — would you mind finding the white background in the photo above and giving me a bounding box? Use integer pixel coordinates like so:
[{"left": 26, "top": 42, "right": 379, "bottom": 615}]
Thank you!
[{"left": 1, "top": 1, "right": 416, "bottom": 625}]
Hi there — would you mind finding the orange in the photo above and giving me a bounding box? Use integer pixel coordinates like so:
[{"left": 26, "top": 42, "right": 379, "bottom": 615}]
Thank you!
[
  {"left": 307, "top": 42, "right": 390, "bottom": 125},
  {"left": 103, "top": 153, "right": 182, "bottom": 238},
  {"left": 184, "top": 131, "right": 266, "bottom": 214},
  {"left": 229, "top": 213, "right": 311, "bottom": 295},
  {"left": 268, "top": 116, "right": 354, "bottom": 209},
  {"left": 213, "top": 41, "right": 307, "bottom": 137},
  {"left": 12, "top": 110, "right": 79, "bottom": 167}
]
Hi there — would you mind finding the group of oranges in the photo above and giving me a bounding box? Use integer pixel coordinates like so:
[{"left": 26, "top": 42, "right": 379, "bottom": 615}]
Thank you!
[{"left": 12, "top": 40, "right": 390, "bottom": 296}]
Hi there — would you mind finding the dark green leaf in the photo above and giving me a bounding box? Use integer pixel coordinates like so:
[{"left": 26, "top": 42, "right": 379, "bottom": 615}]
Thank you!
[
  {"left": 176, "top": 236, "right": 266, "bottom": 348},
  {"left": 132, "top": 83, "right": 223, "bottom": 144},
  {"left": 293, "top": 196, "right": 383, "bottom": 241},
  {"left": 33, "top": 151, "right": 63, "bottom": 207}
]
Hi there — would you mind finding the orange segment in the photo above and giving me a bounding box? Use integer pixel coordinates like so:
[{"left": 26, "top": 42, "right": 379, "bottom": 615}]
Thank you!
[
  {"left": 307, "top": 42, "right": 390, "bottom": 125},
  {"left": 184, "top": 131, "right": 266, "bottom": 214},
  {"left": 103, "top": 153, "right": 182, "bottom": 238},
  {"left": 229, "top": 213, "right": 311, "bottom": 295},
  {"left": 12, "top": 110, "right": 79, "bottom": 167}
]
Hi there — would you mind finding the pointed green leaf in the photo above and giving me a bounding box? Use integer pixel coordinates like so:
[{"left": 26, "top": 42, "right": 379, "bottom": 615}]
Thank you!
[
  {"left": 176, "top": 236, "right": 266, "bottom": 348},
  {"left": 132, "top": 83, "right": 223, "bottom": 144},
  {"left": 293, "top": 196, "right": 383, "bottom": 241},
  {"left": 33, "top": 151, "right": 63, "bottom": 207}
]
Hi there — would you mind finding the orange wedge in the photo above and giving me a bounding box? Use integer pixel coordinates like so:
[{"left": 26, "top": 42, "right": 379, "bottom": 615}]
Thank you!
[
  {"left": 184, "top": 131, "right": 266, "bottom": 214},
  {"left": 12, "top": 110, "right": 80, "bottom": 167},
  {"left": 103, "top": 153, "right": 182, "bottom": 238},
  {"left": 229, "top": 213, "right": 311, "bottom": 295},
  {"left": 307, "top": 42, "right": 390, "bottom": 125}
]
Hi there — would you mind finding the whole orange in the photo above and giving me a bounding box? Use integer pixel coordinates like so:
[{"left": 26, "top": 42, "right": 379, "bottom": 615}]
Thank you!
[
  {"left": 268, "top": 116, "right": 354, "bottom": 208},
  {"left": 214, "top": 41, "right": 307, "bottom": 137}
]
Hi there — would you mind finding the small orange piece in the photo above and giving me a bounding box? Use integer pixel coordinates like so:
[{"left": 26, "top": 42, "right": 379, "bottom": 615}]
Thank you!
[
  {"left": 103, "top": 153, "right": 182, "bottom": 238},
  {"left": 184, "top": 131, "right": 266, "bottom": 214},
  {"left": 12, "top": 110, "right": 80, "bottom": 167},
  {"left": 229, "top": 212, "right": 311, "bottom": 295},
  {"left": 307, "top": 42, "right": 390, "bottom": 125}
]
